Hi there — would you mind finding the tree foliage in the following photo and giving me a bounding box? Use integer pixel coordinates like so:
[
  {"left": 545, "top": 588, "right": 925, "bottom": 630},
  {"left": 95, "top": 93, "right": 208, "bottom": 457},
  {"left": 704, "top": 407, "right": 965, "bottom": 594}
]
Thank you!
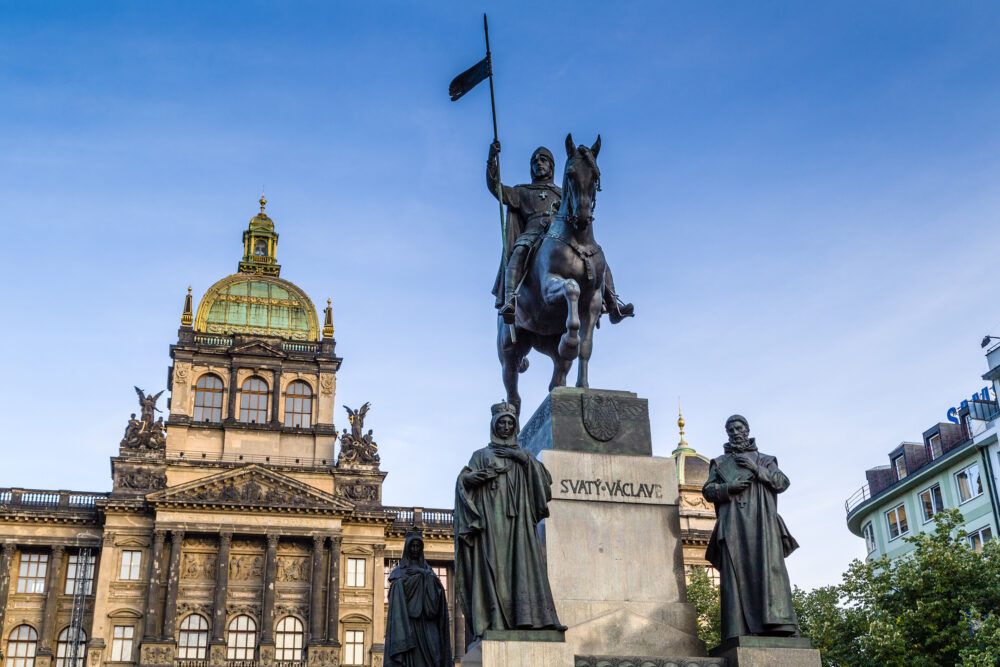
[
  {"left": 689, "top": 510, "right": 1000, "bottom": 666},
  {"left": 685, "top": 566, "right": 721, "bottom": 650}
]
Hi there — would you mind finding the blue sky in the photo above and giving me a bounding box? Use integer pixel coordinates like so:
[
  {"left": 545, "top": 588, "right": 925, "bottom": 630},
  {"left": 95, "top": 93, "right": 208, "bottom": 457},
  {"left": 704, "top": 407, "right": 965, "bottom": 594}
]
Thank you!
[{"left": 2, "top": 2, "right": 1000, "bottom": 590}]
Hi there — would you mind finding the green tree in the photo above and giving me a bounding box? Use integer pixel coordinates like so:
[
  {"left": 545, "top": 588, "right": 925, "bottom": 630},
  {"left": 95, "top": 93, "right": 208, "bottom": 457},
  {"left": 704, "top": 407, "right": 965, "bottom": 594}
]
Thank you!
[
  {"left": 685, "top": 567, "right": 721, "bottom": 650},
  {"left": 687, "top": 510, "right": 1000, "bottom": 666}
]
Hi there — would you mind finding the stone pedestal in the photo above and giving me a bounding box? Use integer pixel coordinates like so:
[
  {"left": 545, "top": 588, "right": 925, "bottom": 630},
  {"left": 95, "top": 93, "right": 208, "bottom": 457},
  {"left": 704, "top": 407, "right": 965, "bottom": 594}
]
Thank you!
[
  {"left": 520, "top": 387, "right": 705, "bottom": 661},
  {"left": 461, "top": 631, "right": 572, "bottom": 667},
  {"left": 710, "top": 637, "right": 821, "bottom": 666}
]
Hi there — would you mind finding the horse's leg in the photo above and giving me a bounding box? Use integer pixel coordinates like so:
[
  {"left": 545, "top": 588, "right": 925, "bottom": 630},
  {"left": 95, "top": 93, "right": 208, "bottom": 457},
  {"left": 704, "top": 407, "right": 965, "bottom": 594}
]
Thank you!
[
  {"left": 544, "top": 276, "right": 581, "bottom": 360},
  {"left": 535, "top": 334, "right": 573, "bottom": 391},
  {"left": 576, "top": 290, "right": 603, "bottom": 388},
  {"left": 497, "top": 318, "right": 531, "bottom": 416}
]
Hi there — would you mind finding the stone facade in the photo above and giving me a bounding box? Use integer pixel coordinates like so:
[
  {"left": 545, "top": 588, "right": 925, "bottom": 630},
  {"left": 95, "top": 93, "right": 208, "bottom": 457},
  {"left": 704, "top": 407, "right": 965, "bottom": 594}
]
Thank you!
[{"left": 0, "top": 203, "right": 458, "bottom": 667}]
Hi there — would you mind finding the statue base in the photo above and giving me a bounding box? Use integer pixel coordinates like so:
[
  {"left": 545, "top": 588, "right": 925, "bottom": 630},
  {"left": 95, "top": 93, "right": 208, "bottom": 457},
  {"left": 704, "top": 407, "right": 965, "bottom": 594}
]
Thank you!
[
  {"left": 460, "top": 635, "right": 572, "bottom": 667},
  {"left": 519, "top": 387, "right": 706, "bottom": 660},
  {"left": 710, "top": 636, "right": 821, "bottom": 666}
]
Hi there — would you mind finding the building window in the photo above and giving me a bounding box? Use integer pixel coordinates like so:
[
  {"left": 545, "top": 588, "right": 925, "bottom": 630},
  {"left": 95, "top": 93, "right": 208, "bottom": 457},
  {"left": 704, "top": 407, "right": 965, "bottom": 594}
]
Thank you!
[
  {"left": 919, "top": 484, "right": 945, "bottom": 523},
  {"left": 432, "top": 565, "right": 449, "bottom": 598},
  {"left": 886, "top": 503, "right": 908, "bottom": 541},
  {"left": 193, "top": 374, "right": 225, "bottom": 423},
  {"left": 5, "top": 625, "right": 38, "bottom": 667},
  {"left": 119, "top": 551, "right": 142, "bottom": 580},
  {"left": 55, "top": 628, "right": 86, "bottom": 667},
  {"left": 176, "top": 614, "right": 208, "bottom": 660},
  {"left": 862, "top": 523, "right": 876, "bottom": 554},
  {"left": 226, "top": 615, "right": 257, "bottom": 661},
  {"left": 928, "top": 434, "right": 942, "bottom": 460},
  {"left": 109, "top": 626, "right": 134, "bottom": 662},
  {"left": 343, "top": 630, "right": 365, "bottom": 666},
  {"left": 274, "top": 617, "right": 304, "bottom": 662},
  {"left": 346, "top": 558, "right": 366, "bottom": 587},
  {"left": 64, "top": 552, "right": 94, "bottom": 595},
  {"left": 892, "top": 455, "right": 907, "bottom": 481},
  {"left": 956, "top": 463, "right": 983, "bottom": 503},
  {"left": 384, "top": 559, "right": 399, "bottom": 603},
  {"left": 16, "top": 553, "right": 47, "bottom": 594},
  {"left": 968, "top": 526, "right": 993, "bottom": 552},
  {"left": 283, "top": 381, "right": 313, "bottom": 428},
  {"left": 239, "top": 377, "right": 269, "bottom": 424}
]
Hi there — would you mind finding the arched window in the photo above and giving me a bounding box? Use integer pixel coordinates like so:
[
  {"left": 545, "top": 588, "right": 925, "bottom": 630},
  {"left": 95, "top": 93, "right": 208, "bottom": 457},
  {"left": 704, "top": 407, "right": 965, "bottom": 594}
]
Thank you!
[
  {"left": 226, "top": 615, "right": 257, "bottom": 660},
  {"left": 193, "top": 374, "right": 225, "bottom": 423},
  {"left": 6, "top": 625, "right": 37, "bottom": 667},
  {"left": 239, "top": 377, "right": 269, "bottom": 424},
  {"left": 274, "top": 617, "right": 304, "bottom": 661},
  {"left": 283, "top": 381, "right": 313, "bottom": 428},
  {"left": 177, "top": 614, "right": 209, "bottom": 660},
  {"left": 55, "top": 628, "right": 86, "bottom": 667}
]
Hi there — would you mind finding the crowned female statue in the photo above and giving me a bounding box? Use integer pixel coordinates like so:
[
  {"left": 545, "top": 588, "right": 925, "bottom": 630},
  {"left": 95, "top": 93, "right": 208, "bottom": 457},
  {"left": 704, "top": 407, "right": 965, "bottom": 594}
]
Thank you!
[
  {"left": 454, "top": 401, "right": 564, "bottom": 647},
  {"left": 384, "top": 532, "right": 452, "bottom": 666}
]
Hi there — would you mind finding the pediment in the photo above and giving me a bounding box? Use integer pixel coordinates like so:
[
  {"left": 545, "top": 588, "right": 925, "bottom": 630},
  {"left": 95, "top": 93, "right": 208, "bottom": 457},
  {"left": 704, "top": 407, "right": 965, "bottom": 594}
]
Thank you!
[
  {"left": 147, "top": 464, "right": 353, "bottom": 512},
  {"left": 230, "top": 340, "right": 286, "bottom": 357}
]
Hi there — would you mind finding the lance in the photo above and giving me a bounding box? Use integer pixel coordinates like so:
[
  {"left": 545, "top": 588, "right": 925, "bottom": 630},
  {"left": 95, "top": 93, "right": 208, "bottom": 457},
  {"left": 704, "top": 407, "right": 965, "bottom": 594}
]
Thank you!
[{"left": 484, "top": 14, "right": 506, "bottom": 257}]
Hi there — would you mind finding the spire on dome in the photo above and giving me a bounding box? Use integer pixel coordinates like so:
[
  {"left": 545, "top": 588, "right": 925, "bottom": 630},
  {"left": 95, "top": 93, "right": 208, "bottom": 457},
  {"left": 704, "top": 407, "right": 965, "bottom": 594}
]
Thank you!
[
  {"left": 181, "top": 286, "right": 194, "bottom": 327},
  {"left": 671, "top": 400, "right": 696, "bottom": 456},
  {"left": 323, "top": 299, "right": 335, "bottom": 339}
]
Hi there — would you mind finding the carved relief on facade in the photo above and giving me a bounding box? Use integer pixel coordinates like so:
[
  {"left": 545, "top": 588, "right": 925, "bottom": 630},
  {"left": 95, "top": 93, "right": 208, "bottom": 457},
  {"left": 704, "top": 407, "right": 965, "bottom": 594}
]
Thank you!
[
  {"left": 177, "top": 602, "right": 213, "bottom": 618},
  {"left": 229, "top": 554, "right": 264, "bottom": 582},
  {"left": 319, "top": 375, "right": 334, "bottom": 396},
  {"left": 680, "top": 493, "right": 713, "bottom": 511},
  {"left": 276, "top": 556, "right": 310, "bottom": 582},
  {"left": 226, "top": 602, "right": 261, "bottom": 617},
  {"left": 181, "top": 552, "right": 217, "bottom": 580},
  {"left": 114, "top": 467, "right": 167, "bottom": 492},
  {"left": 155, "top": 467, "right": 345, "bottom": 509},
  {"left": 308, "top": 646, "right": 337, "bottom": 666},
  {"left": 140, "top": 644, "right": 173, "bottom": 666}
]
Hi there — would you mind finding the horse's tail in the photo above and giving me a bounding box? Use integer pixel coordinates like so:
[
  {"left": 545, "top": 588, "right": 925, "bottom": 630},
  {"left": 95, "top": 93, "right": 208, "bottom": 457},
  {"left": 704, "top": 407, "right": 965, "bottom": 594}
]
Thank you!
[{"left": 518, "top": 357, "right": 529, "bottom": 373}]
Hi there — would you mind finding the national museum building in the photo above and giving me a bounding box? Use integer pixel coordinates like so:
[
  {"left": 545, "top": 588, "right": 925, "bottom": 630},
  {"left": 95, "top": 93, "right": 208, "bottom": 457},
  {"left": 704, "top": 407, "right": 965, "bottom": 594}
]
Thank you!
[
  {"left": 0, "top": 200, "right": 456, "bottom": 667},
  {"left": 0, "top": 199, "right": 716, "bottom": 667}
]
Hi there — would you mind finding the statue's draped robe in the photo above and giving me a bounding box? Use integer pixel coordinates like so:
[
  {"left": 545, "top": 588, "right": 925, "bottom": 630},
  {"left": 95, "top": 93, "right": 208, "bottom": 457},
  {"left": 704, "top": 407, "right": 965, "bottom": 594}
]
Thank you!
[
  {"left": 454, "top": 445, "right": 562, "bottom": 644},
  {"left": 384, "top": 535, "right": 452, "bottom": 667},
  {"left": 703, "top": 448, "right": 799, "bottom": 640}
]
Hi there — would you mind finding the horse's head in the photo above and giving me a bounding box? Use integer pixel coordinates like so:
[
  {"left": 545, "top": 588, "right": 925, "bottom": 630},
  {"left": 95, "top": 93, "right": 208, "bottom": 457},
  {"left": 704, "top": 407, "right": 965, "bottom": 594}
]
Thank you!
[{"left": 560, "top": 133, "right": 601, "bottom": 231}]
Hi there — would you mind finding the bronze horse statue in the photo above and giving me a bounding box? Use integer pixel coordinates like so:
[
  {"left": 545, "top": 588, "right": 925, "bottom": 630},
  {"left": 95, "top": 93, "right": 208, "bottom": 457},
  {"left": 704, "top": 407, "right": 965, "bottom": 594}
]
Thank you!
[{"left": 498, "top": 133, "right": 610, "bottom": 415}]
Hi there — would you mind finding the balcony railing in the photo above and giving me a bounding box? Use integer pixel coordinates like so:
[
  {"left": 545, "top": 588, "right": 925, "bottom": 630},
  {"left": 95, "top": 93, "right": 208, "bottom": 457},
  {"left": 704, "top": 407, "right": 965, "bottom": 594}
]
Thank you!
[
  {"left": 193, "top": 333, "right": 233, "bottom": 346},
  {"left": 384, "top": 506, "right": 454, "bottom": 529},
  {"left": 0, "top": 489, "right": 108, "bottom": 512},
  {"left": 282, "top": 342, "right": 319, "bottom": 353},
  {"left": 844, "top": 484, "right": 872, "bottom": 515},
  {"left": 175, "top": 660, "right": 209, "bottom": 667}
]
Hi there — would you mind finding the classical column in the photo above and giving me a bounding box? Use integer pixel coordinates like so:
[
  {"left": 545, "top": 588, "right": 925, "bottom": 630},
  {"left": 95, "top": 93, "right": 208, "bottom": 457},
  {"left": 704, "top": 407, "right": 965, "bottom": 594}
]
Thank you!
[
  {"left": 0, "top": 543, "right": 16, "bottom": 632},
  {"left": 260, "top": 534, "right": 279, "bottom": 644},
  {"left": 308, "top": 536, "right": 325, "bottom": 643},
  {"left": 161, "top": 530, "right": 184, "bottom": 640},
  {"left": 270, "top": 372, "right": 282, "bottom": 425},
  {"left": 227, "top": 367, "right": 239, "bottom": 420},
  {"left": 211, "top": 531, "right": 233, "bottom": 644},
  {"left": 325, "top": 536, "right": 342, "bottom": 644},
  {"left": 372, "top": 545, "right": 386, "bottom": 644},
  {"left": 143, "top": 530, "right": 167, "bottom": 640},
  {"left": 38, "top": 545, "right": 65, "bottom": 655}
]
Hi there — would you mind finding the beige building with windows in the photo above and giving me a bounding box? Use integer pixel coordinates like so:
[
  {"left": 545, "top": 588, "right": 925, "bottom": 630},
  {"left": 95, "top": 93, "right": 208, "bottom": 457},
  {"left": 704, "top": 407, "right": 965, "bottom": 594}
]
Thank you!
[{"left": 0, "top": 199, "right": 459, "bottom": 667}]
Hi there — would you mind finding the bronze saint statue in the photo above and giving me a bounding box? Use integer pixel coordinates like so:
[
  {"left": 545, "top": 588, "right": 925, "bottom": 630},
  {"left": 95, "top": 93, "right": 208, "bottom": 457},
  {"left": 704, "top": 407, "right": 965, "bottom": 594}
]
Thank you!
[
  {"left": 488, "top": 140, "right": 633, "bottom": 326},
  {"left": 495, "top": 135, "right": 634, "bottom": 415},
  {"left": 702, "top": 415, "right": 800, "bottom": 641},
  {"left": 384, "top": 532, "right": 452, "bottom": 666},
  {"left": 454, "top": 402, "right": 564, "bottom": 647}
]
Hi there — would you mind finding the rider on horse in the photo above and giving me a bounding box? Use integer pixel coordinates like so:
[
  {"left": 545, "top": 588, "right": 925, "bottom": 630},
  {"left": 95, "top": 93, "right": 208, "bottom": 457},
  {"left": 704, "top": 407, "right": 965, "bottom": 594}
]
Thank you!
[{"left": 488, "top": 140, "right": 634, "bottom": 325}]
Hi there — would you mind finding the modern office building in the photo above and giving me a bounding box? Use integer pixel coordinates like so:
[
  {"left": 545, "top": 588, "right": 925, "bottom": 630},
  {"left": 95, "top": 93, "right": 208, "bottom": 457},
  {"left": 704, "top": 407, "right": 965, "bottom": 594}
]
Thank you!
[{"left": 845, "top": 340, "right": 1000, "bottom": 561}]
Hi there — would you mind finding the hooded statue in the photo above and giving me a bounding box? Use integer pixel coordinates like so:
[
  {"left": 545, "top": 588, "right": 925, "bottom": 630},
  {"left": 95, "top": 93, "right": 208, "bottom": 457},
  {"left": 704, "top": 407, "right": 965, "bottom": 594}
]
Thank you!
[
  {"left": 454, "top": 401, "right": 564, "bottom": 647},
  {"left": 703, "top": 415, "right": 800, "bottom": 641},
  {"left": 384, "top": 533, "right": 452, "bottom": 666}
]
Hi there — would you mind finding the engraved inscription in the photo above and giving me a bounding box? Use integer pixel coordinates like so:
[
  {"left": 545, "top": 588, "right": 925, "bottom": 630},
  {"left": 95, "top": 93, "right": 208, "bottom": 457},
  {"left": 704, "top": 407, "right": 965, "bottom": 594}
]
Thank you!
[{"left": 559, "top": 478, "right": 663, "bottom": 500}]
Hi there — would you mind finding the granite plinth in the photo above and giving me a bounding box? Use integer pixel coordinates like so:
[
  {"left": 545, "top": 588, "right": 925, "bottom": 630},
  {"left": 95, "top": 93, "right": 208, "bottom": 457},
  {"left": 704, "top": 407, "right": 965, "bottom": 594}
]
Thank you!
[
  {"left": 575, "top": 658, "right": 726, "bottom": 667},
  {"left": 460, "top": 639, "right": 573, "bottom": 667},
  {"left": 519, "top": 387, "right": 652, "bottom": 457},
  {"left": 710, "top": 636, "right": 820, "bottom": 667}
]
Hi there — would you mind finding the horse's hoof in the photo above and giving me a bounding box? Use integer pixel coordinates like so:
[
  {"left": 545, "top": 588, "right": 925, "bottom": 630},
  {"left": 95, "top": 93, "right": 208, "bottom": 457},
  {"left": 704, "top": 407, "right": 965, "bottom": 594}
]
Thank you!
[{"left": 518, "top": 358, "right": 529, "bottom": 373}]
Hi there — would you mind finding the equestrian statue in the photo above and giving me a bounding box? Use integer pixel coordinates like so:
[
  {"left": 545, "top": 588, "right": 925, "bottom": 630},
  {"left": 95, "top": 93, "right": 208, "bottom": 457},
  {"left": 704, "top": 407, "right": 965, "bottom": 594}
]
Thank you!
[{"left": 491, "top": 134, "right": 634, "bottom": 415}]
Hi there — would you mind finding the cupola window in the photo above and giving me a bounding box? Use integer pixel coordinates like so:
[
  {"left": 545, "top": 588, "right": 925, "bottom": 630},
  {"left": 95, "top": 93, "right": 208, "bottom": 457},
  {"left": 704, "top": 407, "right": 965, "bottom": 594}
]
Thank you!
[
  {"left": 193, "top": 374, "right": 225, "bottom": 423},
  {"left": 239, "top": 377, "right": 269, "bottom": 424},
  {"left": 284, "top": 381, "right": 313, "bottom": 428}
]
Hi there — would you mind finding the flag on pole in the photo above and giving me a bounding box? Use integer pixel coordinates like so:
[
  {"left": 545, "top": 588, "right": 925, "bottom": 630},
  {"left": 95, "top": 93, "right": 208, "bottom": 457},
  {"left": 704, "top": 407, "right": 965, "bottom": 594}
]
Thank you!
[{"left": 449, "top": 56, "right": 491, "bottom": 101}]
